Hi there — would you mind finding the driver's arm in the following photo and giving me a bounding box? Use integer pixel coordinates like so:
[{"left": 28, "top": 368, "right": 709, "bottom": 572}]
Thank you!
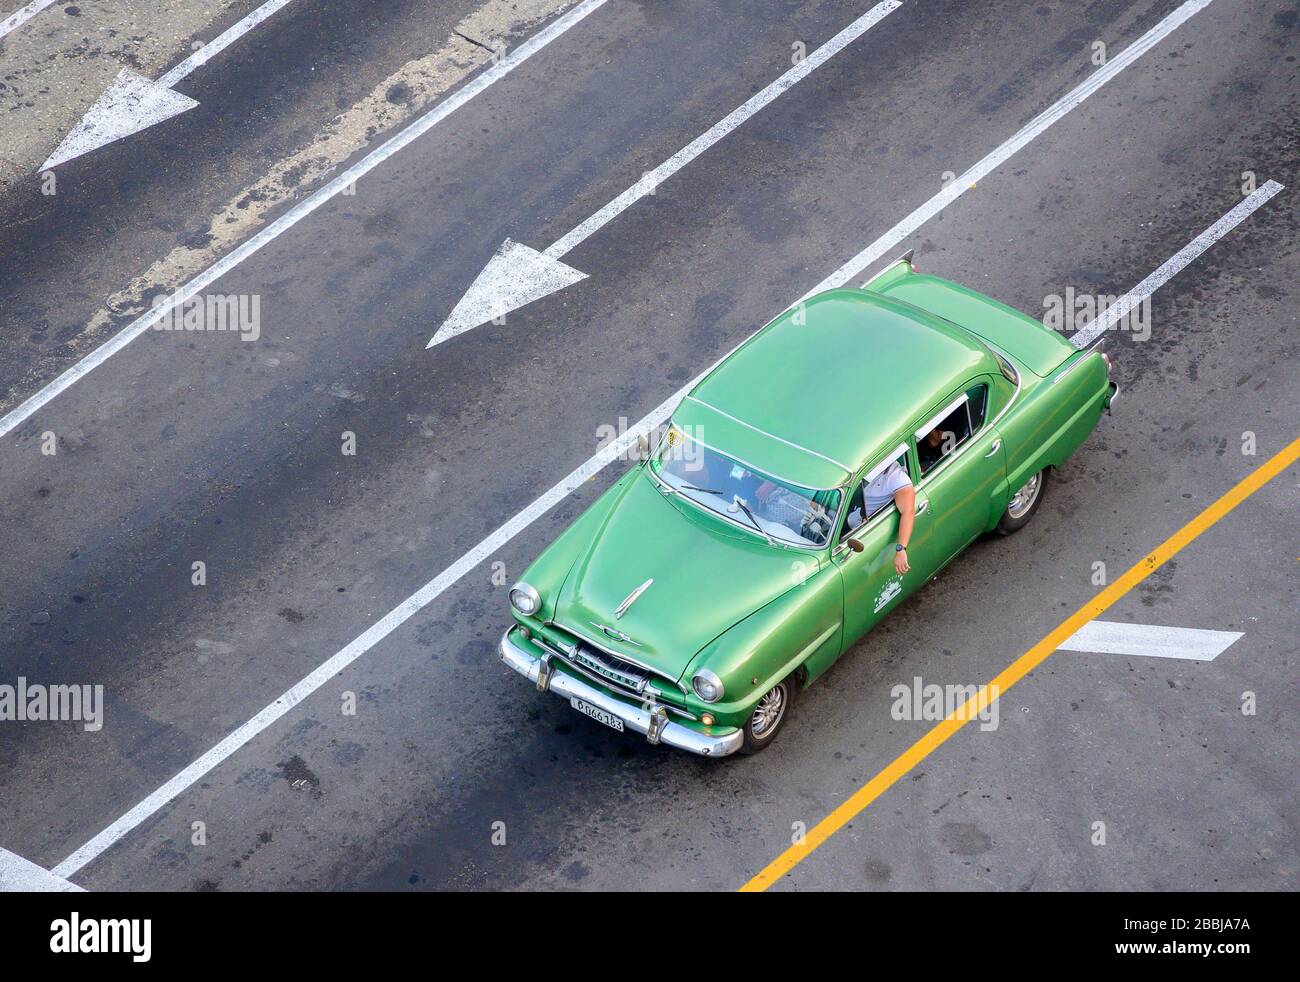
[{"left": 893, "top": 485, "right": 915, "bottom": 574}]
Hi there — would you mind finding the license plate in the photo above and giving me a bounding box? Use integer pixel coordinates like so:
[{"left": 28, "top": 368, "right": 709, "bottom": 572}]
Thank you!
[{"left": 570, "top": 696, "right": 624, "bottom": 732}]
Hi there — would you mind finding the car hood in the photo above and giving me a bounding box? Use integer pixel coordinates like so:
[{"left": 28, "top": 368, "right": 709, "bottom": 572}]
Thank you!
[{"left": 554, "top": 473, "right": 813, "bottom": 682}]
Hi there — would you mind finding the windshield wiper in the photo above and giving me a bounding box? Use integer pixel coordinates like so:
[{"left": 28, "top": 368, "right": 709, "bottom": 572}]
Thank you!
[
  {"left": 678, "top": 483, "right": 725, "bottom": 495},
  {"left": 730, "top": 495, "right": 776, "bottom": 546}
]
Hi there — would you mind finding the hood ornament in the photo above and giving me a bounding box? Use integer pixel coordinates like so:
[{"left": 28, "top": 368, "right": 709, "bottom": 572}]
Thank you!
[{"left": 615, "top": 578, "right": 654, "bottom": 620}]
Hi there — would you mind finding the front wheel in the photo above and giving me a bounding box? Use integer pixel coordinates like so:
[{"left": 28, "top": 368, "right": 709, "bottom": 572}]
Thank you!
[
  {"left": 737, "top": 674, "right": 797, "bottom": 755},
  {"left": 997, "top": 469, "right": 1046, "bottom": 535}
]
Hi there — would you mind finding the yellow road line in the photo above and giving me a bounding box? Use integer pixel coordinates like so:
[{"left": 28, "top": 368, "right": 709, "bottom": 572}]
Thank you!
[{"left": 740, "top": 435, "right": 1300, "bottom": 892}]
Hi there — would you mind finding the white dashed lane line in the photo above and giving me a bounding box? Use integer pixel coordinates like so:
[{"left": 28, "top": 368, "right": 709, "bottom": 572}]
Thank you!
[
  {"left": 0, "top": 0, "right": 58, "bottom": 42},
  {"left": 1068, "top": 180, "right": 1285, "bottom": 349},
  {"left": 1058, "top": 621, "right": 1244, "bottom": 661}
]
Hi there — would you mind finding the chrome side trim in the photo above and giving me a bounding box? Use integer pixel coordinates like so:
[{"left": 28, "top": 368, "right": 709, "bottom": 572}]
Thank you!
[
  {"left": 501, "top": 630, "right": 741, "bottom": 757},
  {"left": 861, "top": 249, "right": 915, "bottom": 289},
  {"left": 1051, "top": 351, "right": 1096, "bottom": 385},
  {"left": 797, "top": 623, "right": 840, "bottom": 662}
]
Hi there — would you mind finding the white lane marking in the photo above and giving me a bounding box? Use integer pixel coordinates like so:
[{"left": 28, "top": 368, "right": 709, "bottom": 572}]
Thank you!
[
  {"left": 0, "top": 0, "right": 610, "bottom": 439},
  {"left": 50, "top": 0, "right": 1235, "bottom": 878},
  {"left": 1058, "top": 621, "right": 1243, "bottom": 661},
  {"left": 1068, "top": 180, "right": 1285, "bottom": 349},
  {"left": 809, "top": 0, "right": 1221, "bottom": 300},
  {"left": 428, "top": 0, "right": 903, "bottom": 346},
  {"left": 0, "top": 846, "right": 85, "bottom": 891},
  {"left": 41, "top": 0, "right": 299, "bottom": 170},
  {"left": 0, "top": 0, "right": 56, "bottom": 41}
]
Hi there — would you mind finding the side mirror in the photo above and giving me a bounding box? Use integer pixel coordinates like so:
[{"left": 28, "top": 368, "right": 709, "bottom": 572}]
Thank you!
[
  {"left": 846, "top": 538, "right": 864, "bottom": 553},
  {"left": 634, "top": 434, "right": 650, "bottom": 461}
]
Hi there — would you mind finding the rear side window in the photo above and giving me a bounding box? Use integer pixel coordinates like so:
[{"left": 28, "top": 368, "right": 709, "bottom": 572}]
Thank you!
[
  {"left": 916, "top": 391, "right": 980, "bottom": 475},
  {"left": 967, "top": 383, "right": 988, "bottom": 430}
]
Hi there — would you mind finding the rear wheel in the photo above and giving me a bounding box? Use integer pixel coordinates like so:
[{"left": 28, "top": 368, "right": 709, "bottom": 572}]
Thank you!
[
  {"left": 737, "top": 674, "right": 797, "bottom": 755},
  {"left": 997, "top": 469, "right": 1046, "bottom": 534}
]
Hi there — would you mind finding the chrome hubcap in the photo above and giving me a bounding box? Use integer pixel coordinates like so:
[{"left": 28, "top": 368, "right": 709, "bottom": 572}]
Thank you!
[
  {"left": 1007, "top": 472, "right": 1041, "bottom": 519},
  {"left": 750, "top": 683, "right": 787, "bottom": 737}
]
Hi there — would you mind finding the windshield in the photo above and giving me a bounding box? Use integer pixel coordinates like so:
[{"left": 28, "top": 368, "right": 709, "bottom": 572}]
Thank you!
[{"left": 649, "top": 426, "right": 842, "bottom": 547}]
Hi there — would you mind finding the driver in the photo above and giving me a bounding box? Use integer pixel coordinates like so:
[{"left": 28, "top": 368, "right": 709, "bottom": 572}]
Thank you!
[{"left": 861, "top": 458, "right": 915, "bottom": 575}]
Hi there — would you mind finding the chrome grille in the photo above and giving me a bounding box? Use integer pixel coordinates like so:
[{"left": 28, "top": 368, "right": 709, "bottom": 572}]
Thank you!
[
  {"left": 537, "top": 629, "right": 696, "bottom": 720},
  {"left": 570, "top": 645, "right": 651, "bottom": 694}
]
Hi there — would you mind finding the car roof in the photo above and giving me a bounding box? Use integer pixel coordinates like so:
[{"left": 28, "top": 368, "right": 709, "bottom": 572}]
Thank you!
[{"left": 678, "top": 289, "right": 996, "bottom": 488}]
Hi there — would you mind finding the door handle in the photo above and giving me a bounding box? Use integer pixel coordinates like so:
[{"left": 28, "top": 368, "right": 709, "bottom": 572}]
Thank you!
[
  {"left": 984, "top": 439, "right": 1002, "bottom": 458},
  {"left": 915, "top": 499, "right": 929, "bottom": 516}
]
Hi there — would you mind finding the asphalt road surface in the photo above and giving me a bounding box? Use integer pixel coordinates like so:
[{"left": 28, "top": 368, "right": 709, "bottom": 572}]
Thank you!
[{"left": 0, "top": 0, "right": 1295, "bottom": 892}]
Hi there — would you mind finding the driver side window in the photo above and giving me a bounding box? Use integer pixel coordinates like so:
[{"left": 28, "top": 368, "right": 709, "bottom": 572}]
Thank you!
[{"left": 842, "top": 446, "right": 910, "bottom": 535}]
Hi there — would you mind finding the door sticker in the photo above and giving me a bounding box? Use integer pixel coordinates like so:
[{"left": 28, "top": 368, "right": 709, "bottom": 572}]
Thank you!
[{"left": 874, "top": 577, "right": 902, "bottom": 613}]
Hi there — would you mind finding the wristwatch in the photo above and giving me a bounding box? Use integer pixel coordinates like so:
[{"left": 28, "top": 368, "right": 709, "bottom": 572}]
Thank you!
[{"left": 895, "top": 543, "right": 906, "bottom": 552}]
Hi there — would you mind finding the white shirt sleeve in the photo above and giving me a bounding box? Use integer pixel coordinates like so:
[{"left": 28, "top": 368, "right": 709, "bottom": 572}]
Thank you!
[{"left": 864, "top": 462, "right": 912, "bottom": 515}]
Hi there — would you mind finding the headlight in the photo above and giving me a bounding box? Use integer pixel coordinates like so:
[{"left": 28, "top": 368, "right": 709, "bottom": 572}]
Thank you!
[
  {"left": 509, "top": 582, "right": 541, "bottom": 617},
  {"left": 691, "top": 669, "right": 724, "bottom": 703}
]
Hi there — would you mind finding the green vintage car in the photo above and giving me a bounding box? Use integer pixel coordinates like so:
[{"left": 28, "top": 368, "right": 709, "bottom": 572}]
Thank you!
[{"left": 500, "top": 254, "right": 1117, "bottom": 756}]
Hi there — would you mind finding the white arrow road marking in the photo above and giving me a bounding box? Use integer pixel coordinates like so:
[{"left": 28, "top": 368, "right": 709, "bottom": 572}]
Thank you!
[
  {"left": 0, "top": 0, "right": 611, "bottom": 440},
  {"left": 40, "top": 69, "right": 202, "bottom": 171},
  {"left": 49, "top": 121, "right": 1279, "bottom": 884},
  {"left": 1058, "top": 621, "right": 1243, "bottom": 661},
  {"left": 446, "top": 238, "right": 592, "bottom": 333},
  {"left": 0, "top": 846, "right": 85, "bottom": 891},
  {"left": 1068, "top": 180, "right": 1285, "bottom": 349},
  {"left": 0, "top": 0, "right": 57, "bottom": 41},
  {"left": 40, "top": 0, "right": 298, "bottom": 170},
  {"left": 428, "top": 0, "right": 903, "bottom": 347}
]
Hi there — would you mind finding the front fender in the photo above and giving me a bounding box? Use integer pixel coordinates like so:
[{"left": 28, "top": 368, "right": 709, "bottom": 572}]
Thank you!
[{"left": 682, "top": 561, "right": 842, "bottom": 727}]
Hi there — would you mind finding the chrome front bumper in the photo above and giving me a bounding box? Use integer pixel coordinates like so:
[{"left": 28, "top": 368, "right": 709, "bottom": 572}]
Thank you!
[{"left": 499, "top": 629, "right": 743, "bottom": 757}]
